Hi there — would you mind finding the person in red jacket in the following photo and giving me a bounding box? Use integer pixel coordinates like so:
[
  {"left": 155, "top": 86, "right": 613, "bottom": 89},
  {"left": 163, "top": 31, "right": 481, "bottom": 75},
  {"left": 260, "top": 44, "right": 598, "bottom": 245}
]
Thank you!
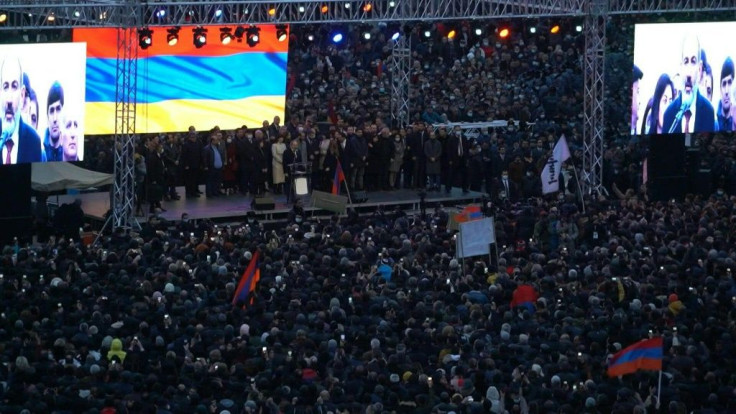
[{"left": 511, "top": 279, "right": 539, "bottom": 314}]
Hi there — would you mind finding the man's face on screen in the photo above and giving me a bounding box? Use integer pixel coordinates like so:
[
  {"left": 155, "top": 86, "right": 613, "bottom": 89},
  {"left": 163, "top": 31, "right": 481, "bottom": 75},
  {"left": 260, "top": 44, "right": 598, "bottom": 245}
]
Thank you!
[
  {"left": 721, "top": 75, "right": 732, "bottom": 113},
  {"left": 29, "top": 100, "right": 38, "bottom": 130},
  {"left": 0, "top": 59, "right": 22, "bottom": 132},
  {"left": 681, "top": 36, "right": 700, "bottom": 98},
  {"left": 62, "top": 115, "right": 79, "bottom": 160},
  {"left": 48, "top": 100, "right": 63, "bottom": 141}
]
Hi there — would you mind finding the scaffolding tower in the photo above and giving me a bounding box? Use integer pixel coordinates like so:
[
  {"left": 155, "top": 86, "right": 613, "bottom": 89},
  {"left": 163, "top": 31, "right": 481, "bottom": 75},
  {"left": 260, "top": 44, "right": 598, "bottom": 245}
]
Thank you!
[
  {"left": 389, "top": 33, "right": 411, "bottom": 129},
  {"left": 582, "top": 0, "right": 607, "bottom": 195},
  {"left": 111, "top": 3, "right": 140, "bottom": 231}
]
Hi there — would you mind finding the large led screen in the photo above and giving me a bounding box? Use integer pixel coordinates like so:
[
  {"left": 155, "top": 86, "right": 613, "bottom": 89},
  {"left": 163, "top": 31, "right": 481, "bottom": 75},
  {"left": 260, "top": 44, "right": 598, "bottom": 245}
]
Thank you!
[
  {"left": 1, "top": 43, "right": 86, "bottom": 164},
  {"left": 633, "top": 22, "right": 736, "bottom": 135},
  {"left": 74, "top": 25, "right": 289, "bottom": 135}
]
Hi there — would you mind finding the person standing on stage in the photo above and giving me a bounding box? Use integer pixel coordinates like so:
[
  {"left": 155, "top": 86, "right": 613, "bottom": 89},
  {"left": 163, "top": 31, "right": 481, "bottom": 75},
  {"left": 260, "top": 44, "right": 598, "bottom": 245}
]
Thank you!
[
  {"left": 202, "top": 129, "right": 225, "bottom": 198},
  {"left": 282, "top": 138, "right": 302, "bottom": 203},
  {"left": 181, "top": 127, "right": 202, "bottom": 198}
]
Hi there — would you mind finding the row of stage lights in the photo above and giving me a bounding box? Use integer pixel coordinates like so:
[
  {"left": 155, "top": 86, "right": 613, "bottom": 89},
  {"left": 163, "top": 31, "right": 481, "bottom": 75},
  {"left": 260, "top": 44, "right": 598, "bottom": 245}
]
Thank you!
[
  {"left": 342, "top": 23, "right": 583, "bottom": 44},
  {"left": 137, "top": 24, "right": 288, "bottom": 49},
  {"left": 153, "top": 2, "right": 387, "bottom": 20}
]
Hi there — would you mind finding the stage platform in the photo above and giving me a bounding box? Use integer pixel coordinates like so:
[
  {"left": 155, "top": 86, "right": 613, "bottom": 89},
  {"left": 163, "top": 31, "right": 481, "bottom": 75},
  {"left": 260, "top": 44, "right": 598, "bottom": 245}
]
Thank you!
[{"left": 50, "top": 186, "right": 485, "bottom": 225}]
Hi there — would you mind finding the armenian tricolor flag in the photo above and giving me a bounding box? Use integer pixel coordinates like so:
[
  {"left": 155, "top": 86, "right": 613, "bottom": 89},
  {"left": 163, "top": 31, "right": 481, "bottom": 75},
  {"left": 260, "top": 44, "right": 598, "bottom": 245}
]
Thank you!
[
  {"left": 607, "top": 337, "right": 663, "bottom": 377},
  {"left": 332, "top": 159, "right": 346, "bottom": 195},
  {"left": 232, "top": 250, "right": 261, "bottom": 306},
  {"left": 73, "top": 25, "right": 289, "bottom": 135}
]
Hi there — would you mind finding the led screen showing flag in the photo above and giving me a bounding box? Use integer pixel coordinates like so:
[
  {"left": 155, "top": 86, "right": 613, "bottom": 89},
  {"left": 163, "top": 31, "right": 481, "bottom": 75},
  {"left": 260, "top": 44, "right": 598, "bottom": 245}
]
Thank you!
[{"left": 73, "top": 26, "right": 288, "bottom": 135}]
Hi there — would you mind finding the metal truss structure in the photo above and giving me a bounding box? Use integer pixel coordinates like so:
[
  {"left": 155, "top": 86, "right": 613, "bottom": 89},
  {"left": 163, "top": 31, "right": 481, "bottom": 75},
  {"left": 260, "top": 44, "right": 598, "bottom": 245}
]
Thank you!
[
  {"left": 3, "top": 0, "right": 736, "bottom": 204},
  {"left": 389, "top": 34, "right": 411, "bottom": 129},
  {"left": 581, "top": 0, "right": 606, "bottom": 196},
  {"left": 111, "top": 5, "right": 140, "bottom": 231},
  {"left": 2, "top": 0, "right": 734, "bottom": 30}
]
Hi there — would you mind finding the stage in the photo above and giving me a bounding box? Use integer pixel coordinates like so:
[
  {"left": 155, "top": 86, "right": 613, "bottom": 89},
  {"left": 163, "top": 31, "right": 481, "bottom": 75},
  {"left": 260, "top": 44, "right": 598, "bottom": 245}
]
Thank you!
[{"left": 50, "top": 185, "right": 485, "bottom": 225}]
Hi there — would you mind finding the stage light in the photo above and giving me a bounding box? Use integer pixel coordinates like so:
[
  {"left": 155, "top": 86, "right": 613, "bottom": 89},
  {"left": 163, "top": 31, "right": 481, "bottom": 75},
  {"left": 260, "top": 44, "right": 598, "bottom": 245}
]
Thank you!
[
  {"left": 576, "top": 25, "right": 583, "bottom": 32},
  {"left": 363, "top": 32, "right": 371, "bottom": 40},
  {"left": 499, "top": 28, "right": 510, "bottom": 38},
  {"left": 344, "top": 3, "right": 351, "bottom": 9},
  {"left": 268, "top": 7, "right": 276, "bottom": 16},
  {"left": 138, "top": 28, "right": 153, "bottom": 49},
  {"left": 389, "top": 1, "right": 396, "bottom": 7},
  {"left": 214, "top": 9, "right": 223, "bottom": 18},
  {"left": 220, "top": 27, "right": 233, "bottom": 44},
  {"left": 193, "top": 27, "right": 207, "bottom": 48},
  {"left": 73, "top": 10, "right": 80, "bottom": 18},
  {"left": 321, "top": 5, "right": 329, "bottom": 13},
  {"left": 0, "top": 13, "right": 7, "bottom": 23},
  {"left": 276, "top": 24, "right": 288, "bottom": 42},
  {"left": 550, "top": 25, "right": 560, "bottom": 34},
  {"left": 529, "top": 27, "right": 536, "bottom": 34},
  {"left": 47, "top": 14, "right": 56, "bottom": 22},
  {"left": 391, "top": 31, "right": 400, "bottom": 41},
  {"left": 362, "top": 3, "right": 373, "bottom": 12},
  {"left": 166, "top": 28, "right": 180, "bottom": 46},
  {"left": 246, "top": 25, "right": 261, "bottom": 47},
  {"left": 332, "top": 32, "right": 343, "bottom": 43},
  {"left": 299, "top": 6, "right": 306, "bottom": 13},
  {"left": 307, "top": 34, "right": 314, "bottom": 42},
  {"left": 475, "top": 28, "right": 482, "bottom": 36},
  {"left": 424, "top": 30, "right": 431, "bottom": 38},
  {"left": 234, "top": 25, "right": 245, "bottom": 41},
  {"left": 447, "top": 29, "right": 456, "bottom": 39},
  {"left": 156, "top": 9, "right": 166, "bottom": 18}
]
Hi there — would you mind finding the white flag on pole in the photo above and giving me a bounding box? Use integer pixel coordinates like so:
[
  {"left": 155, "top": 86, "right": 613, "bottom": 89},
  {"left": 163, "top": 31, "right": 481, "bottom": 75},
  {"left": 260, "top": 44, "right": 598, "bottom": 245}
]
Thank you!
[{"left": 541, "top": 135, "right": 571, "bottom": 194}]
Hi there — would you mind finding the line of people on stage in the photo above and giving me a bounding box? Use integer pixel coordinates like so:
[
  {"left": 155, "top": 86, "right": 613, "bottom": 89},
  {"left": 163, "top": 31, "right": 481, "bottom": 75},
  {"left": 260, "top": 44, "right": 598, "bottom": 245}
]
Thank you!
[{"left": 129, "top": 115, "right": 576, "bottom": 211}]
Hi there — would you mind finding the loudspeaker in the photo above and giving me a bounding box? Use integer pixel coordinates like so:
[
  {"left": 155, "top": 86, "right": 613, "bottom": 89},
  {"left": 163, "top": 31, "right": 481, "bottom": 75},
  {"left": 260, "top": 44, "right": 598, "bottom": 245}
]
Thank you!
[
  {"left": 649, "top": 176, "right": 687, "bottom": 202},
  {"left": 648, "top": 135, "right": 685, "bottom": 178},
  {"left": 352, "top": 191, "right": 368, "bottom": 203},
  {"left": 252, "top": 196, "right": 275, "bottom": 211},
  {"left": 0, "top": 164, "right": 32, "bottom": 243}
]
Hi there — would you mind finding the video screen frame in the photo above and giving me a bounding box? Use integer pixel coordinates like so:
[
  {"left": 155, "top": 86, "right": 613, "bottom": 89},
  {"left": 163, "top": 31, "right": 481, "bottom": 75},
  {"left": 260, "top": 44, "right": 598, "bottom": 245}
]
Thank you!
[
  {"left": 0, "top": 42, "right": 86, "bottom": 164},
  {"left": 632, "top": 21, "right": 736, "bottom": 135}
]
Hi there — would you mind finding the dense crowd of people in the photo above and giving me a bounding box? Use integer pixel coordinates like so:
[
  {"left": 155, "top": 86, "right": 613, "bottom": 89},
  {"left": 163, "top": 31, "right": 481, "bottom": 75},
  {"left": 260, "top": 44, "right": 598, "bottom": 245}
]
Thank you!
[{"left": 2, "top": 15, "right": 736, "bottom": 414}]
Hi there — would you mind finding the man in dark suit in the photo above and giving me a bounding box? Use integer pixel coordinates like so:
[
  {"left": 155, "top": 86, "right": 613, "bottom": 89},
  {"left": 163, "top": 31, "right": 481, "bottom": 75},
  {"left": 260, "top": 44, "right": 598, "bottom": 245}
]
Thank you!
[
  {"left": 444, "top": 126, "right": 469, "bottom": 194},
  {"left": 1, "top": 57, "right": 42, "bottom": 164},
  {"left": 202, "top": 130, "right": 225, "bottom": 198},
  {"left": 180, "top": 130, "right": 202, "bottom": 198},
  {"left": 282, "top": 138, "right": 302, "bottom": 203},
  {"left": 662, "top": 34, "right": 717, "bottom": 134}
]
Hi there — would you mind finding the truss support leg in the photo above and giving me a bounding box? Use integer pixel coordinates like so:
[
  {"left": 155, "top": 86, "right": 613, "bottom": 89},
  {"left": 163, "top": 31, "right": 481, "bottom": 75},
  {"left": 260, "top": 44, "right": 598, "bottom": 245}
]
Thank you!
[
  {"left": 112, "top": 26, "right": 140, "bottom": 231},
  {"left": 390, "top": 34, "right": 411, "bottom": 129},
  {"left": 582, "top": 0, "right": 607, "bottom": 196}
]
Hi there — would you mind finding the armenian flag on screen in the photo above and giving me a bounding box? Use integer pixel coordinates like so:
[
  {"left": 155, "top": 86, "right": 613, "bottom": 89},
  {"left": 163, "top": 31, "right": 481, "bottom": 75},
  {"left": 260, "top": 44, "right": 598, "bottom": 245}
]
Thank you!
[
  {"left": 332, "top": 160, "right": 346, "bottom": 195},
  {"left": 607, "top": 337, "right": 663, "bottom": 377},
  {"left": 73, "top": 26, "right": 289, "bottom": 135},
  {"left": 232, "top": 250, "right": 261, "bottom": 306}
]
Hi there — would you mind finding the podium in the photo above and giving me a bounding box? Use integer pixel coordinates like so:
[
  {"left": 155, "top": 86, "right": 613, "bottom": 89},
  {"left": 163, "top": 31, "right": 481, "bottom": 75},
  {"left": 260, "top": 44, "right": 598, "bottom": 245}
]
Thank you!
[{"left": 288, "top": 162, "right": 312, "bottom": 201}]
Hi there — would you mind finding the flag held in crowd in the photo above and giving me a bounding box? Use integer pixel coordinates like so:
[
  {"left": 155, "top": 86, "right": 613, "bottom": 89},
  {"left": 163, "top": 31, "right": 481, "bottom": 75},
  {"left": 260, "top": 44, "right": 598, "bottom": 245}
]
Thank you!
[
  {"left": 607, "top": 337, "right": 663, "bottom": 377},
  {"left": 232, "top": 250, "right": 261, "bottom": 306},
  {"left": 541, "top": 135, "right": 571, "bottom": 194},
  {"left": 332, "top": 160, "right": 346, "bottom": 195}
]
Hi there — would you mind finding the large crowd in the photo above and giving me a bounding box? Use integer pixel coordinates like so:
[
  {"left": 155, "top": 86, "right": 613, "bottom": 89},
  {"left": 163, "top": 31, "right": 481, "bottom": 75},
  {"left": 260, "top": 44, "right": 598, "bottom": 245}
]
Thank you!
[{"left": 2, "top": 16, "right": 736, "bottom": 414}]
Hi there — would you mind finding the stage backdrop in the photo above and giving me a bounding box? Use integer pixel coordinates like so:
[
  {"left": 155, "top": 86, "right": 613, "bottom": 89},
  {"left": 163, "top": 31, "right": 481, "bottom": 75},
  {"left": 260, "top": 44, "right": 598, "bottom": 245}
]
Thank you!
[{"left": 73, "top": 25, "right": 289, "bottom": 135}]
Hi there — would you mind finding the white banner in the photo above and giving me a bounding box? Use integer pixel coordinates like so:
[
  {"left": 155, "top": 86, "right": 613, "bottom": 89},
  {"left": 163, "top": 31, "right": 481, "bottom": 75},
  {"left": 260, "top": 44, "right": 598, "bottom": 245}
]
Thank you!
[
  {"left": 541, "top": 135, "right": 571, "bottom": 194},
  {"left": 457, "top": 217, "right": 495, "bottom": 258}
]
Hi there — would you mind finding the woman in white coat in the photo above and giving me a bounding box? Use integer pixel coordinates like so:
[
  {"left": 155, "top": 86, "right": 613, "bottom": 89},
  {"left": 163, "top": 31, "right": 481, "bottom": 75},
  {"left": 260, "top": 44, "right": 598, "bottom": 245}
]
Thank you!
[{"left": 271, "top": 135, "right": 286, "bottom": 194}]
